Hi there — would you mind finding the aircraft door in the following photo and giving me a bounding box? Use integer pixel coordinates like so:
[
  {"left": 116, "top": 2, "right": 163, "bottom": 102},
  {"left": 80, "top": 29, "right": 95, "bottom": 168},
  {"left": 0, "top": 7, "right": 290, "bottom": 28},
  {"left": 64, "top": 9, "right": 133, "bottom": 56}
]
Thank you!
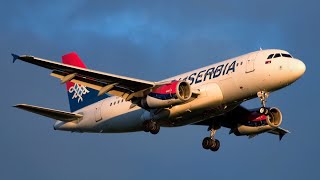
[
  {"left": 95, "top": 101, "right": 103, "bottom": 122},
  {"left": 245, "top": 52, "right": 258, "bottom": 73}
]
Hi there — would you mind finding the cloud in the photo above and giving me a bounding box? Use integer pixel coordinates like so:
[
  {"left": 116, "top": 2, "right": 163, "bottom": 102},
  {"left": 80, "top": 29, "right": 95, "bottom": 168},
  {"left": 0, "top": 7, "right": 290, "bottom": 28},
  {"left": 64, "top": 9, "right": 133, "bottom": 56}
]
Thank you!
[{"left": 1, "top": 1, "right": 320, "bottom": 179}]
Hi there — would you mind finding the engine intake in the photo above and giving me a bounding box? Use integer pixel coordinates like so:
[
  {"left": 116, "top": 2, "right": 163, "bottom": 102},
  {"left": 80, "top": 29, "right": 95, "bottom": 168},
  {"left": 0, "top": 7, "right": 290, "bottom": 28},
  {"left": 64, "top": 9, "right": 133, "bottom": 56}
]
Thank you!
[
  {"left": 266, "top": 107, "right": 282, "bottom": 128},
  {"left": 141, "top": 81, "right": 192, "bottom": 109}
]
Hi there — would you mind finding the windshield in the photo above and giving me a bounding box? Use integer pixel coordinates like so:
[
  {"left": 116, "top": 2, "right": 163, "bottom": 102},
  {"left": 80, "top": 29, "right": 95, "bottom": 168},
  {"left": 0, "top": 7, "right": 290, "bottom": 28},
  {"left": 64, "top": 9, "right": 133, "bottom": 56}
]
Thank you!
[{"left": 267, "top": 52, "right": 293, "bottom": 59}]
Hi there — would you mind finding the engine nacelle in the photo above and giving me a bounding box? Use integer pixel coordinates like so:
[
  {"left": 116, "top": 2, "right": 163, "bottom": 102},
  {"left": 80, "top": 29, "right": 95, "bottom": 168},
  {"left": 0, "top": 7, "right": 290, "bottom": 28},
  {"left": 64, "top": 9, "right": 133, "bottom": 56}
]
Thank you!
[
  {"left": 266, "top": 107, "right": 282, "bottom": 128},
  {"left": 141, "top": 81, "right": 192, "bottom": 109},
  {"left": 233, "top": 107, "right": 282, "bottom": 136}
]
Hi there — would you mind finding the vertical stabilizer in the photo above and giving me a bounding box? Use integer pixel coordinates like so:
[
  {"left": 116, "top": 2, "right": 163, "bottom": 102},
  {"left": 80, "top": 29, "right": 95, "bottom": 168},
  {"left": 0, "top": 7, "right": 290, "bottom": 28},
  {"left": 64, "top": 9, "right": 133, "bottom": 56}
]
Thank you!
[{"left": 62, "top": 52, "right": 110, "bottom": 112}]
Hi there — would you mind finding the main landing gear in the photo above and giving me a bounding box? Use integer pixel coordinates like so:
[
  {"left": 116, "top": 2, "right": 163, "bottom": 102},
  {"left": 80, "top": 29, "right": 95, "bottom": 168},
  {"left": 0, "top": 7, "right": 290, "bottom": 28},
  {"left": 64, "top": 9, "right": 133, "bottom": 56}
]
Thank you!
[
  {"left": 257, "top": 91, "right": 270, "bottom": 115},
  {"left": 143, "top": 120, "right": 160, "bottom": 134},
  {"left": 202, "top": 123, "right": 221, "bottom": 152}
]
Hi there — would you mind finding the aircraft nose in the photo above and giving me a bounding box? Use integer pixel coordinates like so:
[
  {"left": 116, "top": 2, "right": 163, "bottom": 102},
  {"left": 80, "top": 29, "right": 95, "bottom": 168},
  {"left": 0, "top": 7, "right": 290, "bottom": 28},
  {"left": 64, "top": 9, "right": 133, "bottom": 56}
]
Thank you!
[{"left": 290, "top": 59, "right": 306, "bottom": 79}]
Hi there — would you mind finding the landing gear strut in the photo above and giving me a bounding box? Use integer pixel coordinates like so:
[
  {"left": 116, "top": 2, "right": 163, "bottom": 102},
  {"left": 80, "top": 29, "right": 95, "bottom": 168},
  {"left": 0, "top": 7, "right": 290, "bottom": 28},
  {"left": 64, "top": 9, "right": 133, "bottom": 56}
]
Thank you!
[
  {"left": 202, "top": 123, "right": 221, "bottom": 152},
  {"left": 143, "top": 120, "right": 160, "bottom": 134},
  {"left": 257, "top": 91, "right": 270, "bottom": 115}
]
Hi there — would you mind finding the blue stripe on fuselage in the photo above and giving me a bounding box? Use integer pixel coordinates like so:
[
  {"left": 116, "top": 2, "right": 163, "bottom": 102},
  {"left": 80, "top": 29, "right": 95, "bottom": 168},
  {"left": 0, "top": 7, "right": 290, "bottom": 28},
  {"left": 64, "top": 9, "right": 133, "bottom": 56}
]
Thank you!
[{"left": 148, "top": 92, "right": 178, "bottom": 100}]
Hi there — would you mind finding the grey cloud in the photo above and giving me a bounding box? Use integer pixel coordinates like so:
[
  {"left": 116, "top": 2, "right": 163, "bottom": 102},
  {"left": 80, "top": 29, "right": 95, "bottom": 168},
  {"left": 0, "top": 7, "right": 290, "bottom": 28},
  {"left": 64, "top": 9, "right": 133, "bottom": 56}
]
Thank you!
[{"left": 1, "top": 1, "right": 319, "bottom": 180}]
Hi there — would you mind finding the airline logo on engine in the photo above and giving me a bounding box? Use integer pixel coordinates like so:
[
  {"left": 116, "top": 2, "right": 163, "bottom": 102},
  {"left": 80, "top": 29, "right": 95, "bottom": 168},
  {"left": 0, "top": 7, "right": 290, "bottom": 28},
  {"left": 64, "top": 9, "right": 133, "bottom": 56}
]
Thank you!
[
  {"left": 166, "top": 89, "right": 173, "bottom": 93},
  {"left": 68, "top": 83, "right": 90, "bottom": 103},
  {"left": 178, "top": 60, "right": 237, "bottom": 85}
]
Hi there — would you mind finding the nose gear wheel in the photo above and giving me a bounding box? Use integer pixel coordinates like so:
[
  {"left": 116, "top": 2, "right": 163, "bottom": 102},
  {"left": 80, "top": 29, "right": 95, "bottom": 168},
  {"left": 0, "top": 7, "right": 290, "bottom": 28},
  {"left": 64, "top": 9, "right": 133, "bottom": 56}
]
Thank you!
[{"left": 257, "top": 91, "right": 270, "bottom": 115}]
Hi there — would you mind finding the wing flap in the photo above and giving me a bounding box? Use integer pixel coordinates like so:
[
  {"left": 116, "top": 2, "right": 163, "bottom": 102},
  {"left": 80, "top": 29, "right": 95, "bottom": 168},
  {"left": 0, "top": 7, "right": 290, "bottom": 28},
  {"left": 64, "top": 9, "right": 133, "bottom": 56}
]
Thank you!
[{"left": 14, "top": 104, "right": 83, "bottom": 122}]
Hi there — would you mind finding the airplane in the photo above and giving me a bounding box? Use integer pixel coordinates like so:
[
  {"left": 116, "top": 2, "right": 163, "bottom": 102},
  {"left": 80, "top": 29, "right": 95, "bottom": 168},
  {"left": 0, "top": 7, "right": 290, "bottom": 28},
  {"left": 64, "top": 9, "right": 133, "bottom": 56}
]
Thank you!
[{"left": 12, "top": 49, "right": 306, "bottom": 152}]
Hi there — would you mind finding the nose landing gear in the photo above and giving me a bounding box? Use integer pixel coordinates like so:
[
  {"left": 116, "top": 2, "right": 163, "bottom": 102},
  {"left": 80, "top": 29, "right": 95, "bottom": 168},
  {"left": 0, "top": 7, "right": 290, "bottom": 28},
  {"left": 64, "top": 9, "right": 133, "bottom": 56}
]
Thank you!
[{"left": 257, "top": 91, "right": 270, "bottom": 114}]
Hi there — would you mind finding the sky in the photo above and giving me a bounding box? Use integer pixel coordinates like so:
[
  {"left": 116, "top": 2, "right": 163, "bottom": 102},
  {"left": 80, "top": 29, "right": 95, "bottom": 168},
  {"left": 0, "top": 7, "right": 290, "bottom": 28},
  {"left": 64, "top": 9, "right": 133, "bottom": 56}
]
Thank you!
[{"left": 1, "top": 0, "right": 319, "bottom": 179}]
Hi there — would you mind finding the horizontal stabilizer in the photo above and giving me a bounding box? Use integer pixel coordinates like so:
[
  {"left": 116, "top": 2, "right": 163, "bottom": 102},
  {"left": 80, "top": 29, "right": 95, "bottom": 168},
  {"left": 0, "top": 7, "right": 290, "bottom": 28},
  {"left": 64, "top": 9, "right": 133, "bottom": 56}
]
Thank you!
[{"left": 14, "top": 104, "right": 83, "bottom": 122}]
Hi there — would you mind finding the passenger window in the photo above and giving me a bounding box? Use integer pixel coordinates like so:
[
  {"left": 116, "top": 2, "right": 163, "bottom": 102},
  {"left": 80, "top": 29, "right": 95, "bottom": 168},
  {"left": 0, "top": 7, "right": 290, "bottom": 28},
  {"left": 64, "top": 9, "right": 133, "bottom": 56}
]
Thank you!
[
  {"left": 274, "top": 53, "right": 281, "bottom": 58},
  {"left": 110, "top": 103, "right": 112, "bottom": 106},
  {"left": 281, "top": 53, "right": 292, "bottom": 58},
  {"left": 267, "top": 54, "right": 274, "bottom": 59}
]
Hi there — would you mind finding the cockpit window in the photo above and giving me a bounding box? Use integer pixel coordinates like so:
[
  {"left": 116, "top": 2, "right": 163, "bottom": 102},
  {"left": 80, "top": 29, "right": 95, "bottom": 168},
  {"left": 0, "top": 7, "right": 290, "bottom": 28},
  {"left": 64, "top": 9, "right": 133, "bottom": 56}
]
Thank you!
[
  {"left": 281, "top": 53, "right": 292, "bottom": 58},
  {"left": 267, "top": 54, "right": 274, "bottom": 59},
  {"left": 273, "top": 53, "right": 281, "bottom": 58},
  {"left": 267, "top": 52, "right": 293, "bottom": 60}
]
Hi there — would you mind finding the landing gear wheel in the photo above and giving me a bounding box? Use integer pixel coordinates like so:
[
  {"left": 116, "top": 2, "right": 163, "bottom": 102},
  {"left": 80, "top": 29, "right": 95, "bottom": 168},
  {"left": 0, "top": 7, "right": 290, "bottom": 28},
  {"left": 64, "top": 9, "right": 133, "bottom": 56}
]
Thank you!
[
  {"left": 143, "top": 120, "right": 160, "bottom": 134},
  {"left": 210, "top": 139, "right": 220, "bottom": 152},
  {"left": 202, "top": 137, "right": 213, "bottom": 149},
  {"left": 202, "top": 123, "right": 221, "bottom": 152},
  {"left": 202, "top": 138, "right": 220, "bottom": 151},
  {"left": 259, "top": 107, "right": 269, "bottom": 115},
  {"left": 143, "top": 120, "right": 151, "bottom": 132},
  {"left": 150, "top": 123, "right": 160, "bottom": 134}
]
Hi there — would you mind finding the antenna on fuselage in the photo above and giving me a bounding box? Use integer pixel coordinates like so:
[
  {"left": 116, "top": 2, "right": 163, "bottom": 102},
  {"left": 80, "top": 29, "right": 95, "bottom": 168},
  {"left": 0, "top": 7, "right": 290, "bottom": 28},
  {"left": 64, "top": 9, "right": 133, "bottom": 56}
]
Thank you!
[{"left": 260, "top": 47, "right": 263, "bottom": 51}]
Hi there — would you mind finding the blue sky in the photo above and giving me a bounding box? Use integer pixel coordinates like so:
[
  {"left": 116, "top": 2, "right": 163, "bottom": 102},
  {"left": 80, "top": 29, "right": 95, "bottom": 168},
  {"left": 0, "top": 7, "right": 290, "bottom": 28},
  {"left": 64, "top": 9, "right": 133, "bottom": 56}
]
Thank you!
[{"left": 1, "top": 0, "right": 319, "bottom": 179}]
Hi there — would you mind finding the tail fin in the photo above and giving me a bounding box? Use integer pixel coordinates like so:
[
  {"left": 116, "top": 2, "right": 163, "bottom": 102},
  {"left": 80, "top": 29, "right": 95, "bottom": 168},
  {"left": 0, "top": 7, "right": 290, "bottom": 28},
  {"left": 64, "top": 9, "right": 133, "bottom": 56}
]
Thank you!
[{"left": 62, "top": 52, "right": 110, "bottom": 112}]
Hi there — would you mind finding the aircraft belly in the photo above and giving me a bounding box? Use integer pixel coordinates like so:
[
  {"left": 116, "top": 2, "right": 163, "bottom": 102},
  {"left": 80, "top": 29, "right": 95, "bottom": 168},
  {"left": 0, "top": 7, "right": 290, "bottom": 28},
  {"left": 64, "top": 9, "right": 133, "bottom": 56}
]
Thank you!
[
  {"left": 99, "top": 108, "right": 145, "bottom": 133},
  {"left": 75, "top": 105, "right": 98, "bottom": 132},
  {"left": 74, "top": 99, "right": 145, "bottom": 133},
  {"left": 218, "top": 77, "right": 241, "bottom": 102}
]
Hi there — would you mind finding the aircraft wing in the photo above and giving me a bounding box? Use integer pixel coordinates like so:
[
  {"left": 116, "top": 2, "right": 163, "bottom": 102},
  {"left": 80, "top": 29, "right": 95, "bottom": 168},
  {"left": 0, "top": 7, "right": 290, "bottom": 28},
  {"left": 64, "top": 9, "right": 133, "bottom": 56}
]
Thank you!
[
  {"left": 14, "top": 104, "right": 83, "bottom": 122},
  {"left": 12, "top": 54, "right": 156, "bottom": 100},
  {"left": 193, "top": 105, "right": 290, "bottom": 140}
]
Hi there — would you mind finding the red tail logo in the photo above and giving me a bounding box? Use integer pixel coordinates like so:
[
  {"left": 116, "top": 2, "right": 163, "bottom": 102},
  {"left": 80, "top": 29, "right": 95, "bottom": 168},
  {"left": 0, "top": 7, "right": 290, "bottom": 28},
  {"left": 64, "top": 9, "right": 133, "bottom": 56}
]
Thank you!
[{"left": 62, "top": 52, "right": 87, "bottom": 91}]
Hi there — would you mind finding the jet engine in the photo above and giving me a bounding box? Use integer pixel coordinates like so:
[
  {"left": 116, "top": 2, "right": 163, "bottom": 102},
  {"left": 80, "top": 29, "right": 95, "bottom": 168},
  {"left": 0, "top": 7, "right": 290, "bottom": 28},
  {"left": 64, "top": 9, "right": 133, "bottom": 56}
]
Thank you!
[
  {"left": 141, "top": 81, "right": 192, "bottom": 109},
  {"left": 233, "top": 107, "right": 282, "bottom": 136}
]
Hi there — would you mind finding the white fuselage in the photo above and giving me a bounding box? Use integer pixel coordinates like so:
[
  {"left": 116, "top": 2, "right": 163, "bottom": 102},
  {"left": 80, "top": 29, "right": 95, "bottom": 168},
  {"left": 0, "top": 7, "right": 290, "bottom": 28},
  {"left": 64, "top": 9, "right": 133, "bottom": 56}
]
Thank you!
[{"left": 54, "top": 49, "right": 305, "bottom": 133}]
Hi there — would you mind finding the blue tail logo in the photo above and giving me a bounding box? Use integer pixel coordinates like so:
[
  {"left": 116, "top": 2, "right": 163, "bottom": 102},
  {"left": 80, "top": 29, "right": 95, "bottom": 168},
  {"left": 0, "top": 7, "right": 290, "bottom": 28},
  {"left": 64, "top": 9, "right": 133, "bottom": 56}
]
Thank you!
[{"left": 68, "top": 83, "right": 90, "bottom": 103}]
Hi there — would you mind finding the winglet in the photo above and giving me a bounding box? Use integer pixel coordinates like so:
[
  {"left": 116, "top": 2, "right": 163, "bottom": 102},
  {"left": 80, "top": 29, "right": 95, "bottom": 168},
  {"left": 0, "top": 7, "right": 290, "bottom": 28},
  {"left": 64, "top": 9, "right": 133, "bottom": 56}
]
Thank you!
[
  {"left": 279, "top": 133, "right": 285, "bottom": 141},
  {"left": 279, "top": 130, "right": 290, "bottom": 141},
  {"left": 12, "top": 53, "right": 20, "bottom": 63}
]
